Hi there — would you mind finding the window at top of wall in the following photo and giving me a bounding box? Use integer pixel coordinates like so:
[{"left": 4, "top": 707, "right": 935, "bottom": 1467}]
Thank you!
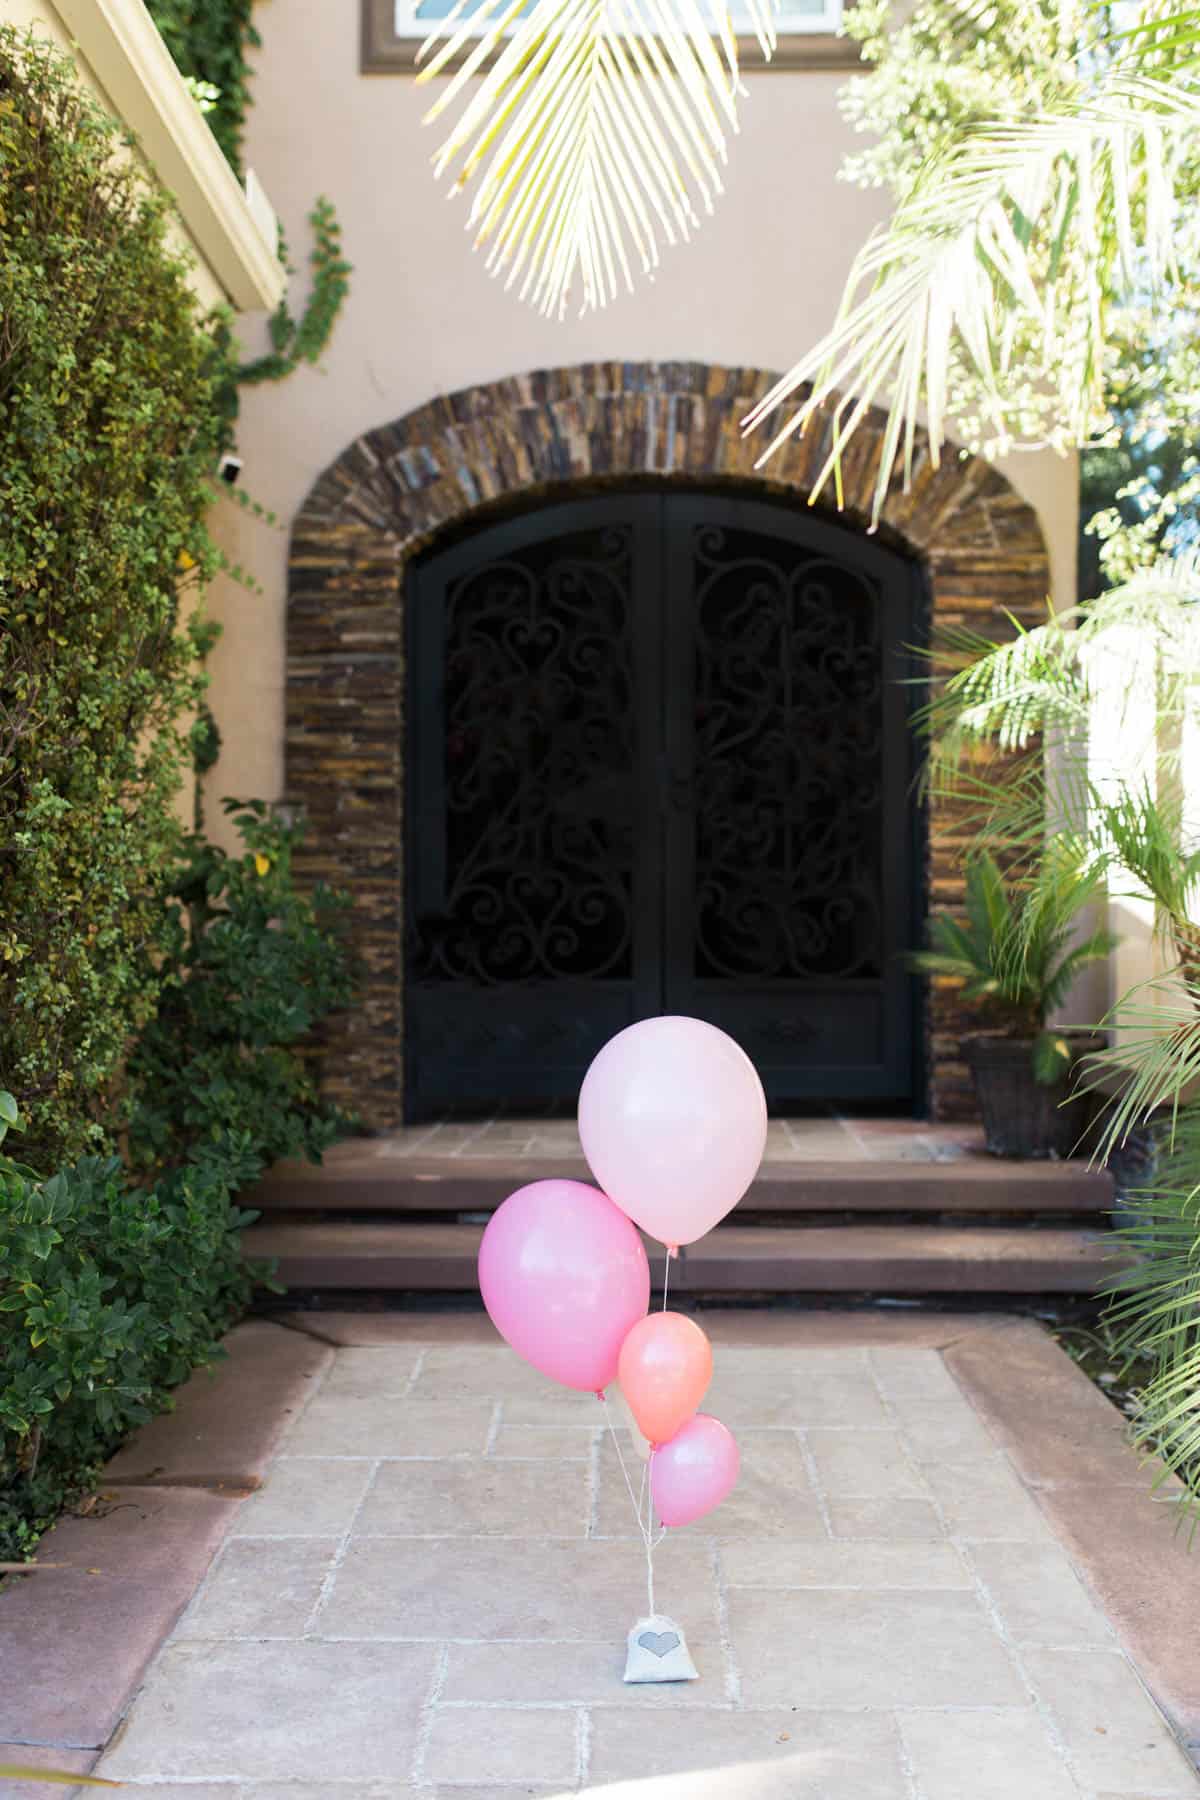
[{"left": 396, "top": 0, "right": 842, "bottom": 36}]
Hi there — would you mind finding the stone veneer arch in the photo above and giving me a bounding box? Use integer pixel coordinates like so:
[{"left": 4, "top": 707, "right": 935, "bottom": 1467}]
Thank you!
[{"left": 286, "top": 361, "right": 1050, "bottom": 1126}]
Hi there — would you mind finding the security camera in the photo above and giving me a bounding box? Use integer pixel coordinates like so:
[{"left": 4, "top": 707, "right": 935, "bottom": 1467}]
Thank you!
[{"left": 218, "top": 452, "right": 243, "bottom": 486}]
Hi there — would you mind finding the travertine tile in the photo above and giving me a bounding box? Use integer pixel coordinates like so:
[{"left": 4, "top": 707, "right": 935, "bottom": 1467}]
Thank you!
[
  {"left": 97, "top": 1641, "right": 435, "bottom": 1781},
  {"left": 424, "top": 1707, "right": 577, "bottom": 1782},
  {"left": 893, "top": 1398, "right": 1001, "bottom": 1462},
  {"left": 283, "top": 1396, "right": 495, "bottom": 1457},
  {"left": 238, "top": 1789, "right": 416, "bottom": 1799},
  {"left": 442, "top": 1638, "right": 720, "bottom": 1704},
  {"left": 826, "top": 1497, "right": 945, "bottom": 1540},
  {"left": 728, "top": 1588, "right": 1024, "bottom": 1707},
  {"left": 316, "top": 1348, "right": 422, "bottom": 1398},
  {"left": 414, "top": 1345, "right": 571, "bottom": 1396},
  {"left": 173, "top": 1537, "right": 337, "bottom": 1639},
  {"left": 490, "top": 1423, "right": 596, "bottom": 1459},
  {"left": 100, "top": 1789, "right": 414, "bottom": 1800},
  {"left": 353, "top": 1456, "right": 589, "bottom": 1537},
  {"left": 899, "top": 1708, "right": 1078, "bottom": 1799},
  {"left": 230, "top": 1457, "right": 375, "bottom": 1537},
  {"left": 84, "top": 1788, "right": 241, "bottom": 1800},
  {"left": 805, "top": 1429, "right": 927, "bottom": 1498},
  {"left": 409, "top": 1349, "right": 605, "bottom": 1422},
  {"left": 1025, "top": 1648, "right": 1200, "bottom": 1792},
  {"left": 719, "top": 1540, "right": 970, "bottom": 1588},
  {"left": 320, "top": 1536, "right": 720, "bottom": 1641},
  {"left": 866, "top": 1347, "right": 963, "bottom": 1401},
  {"left": 709, "top": 1347, "right": 870, "bottom": 1375},
  {"left": 588, "top": 1707, "right": 906, "bottom": 1796},
  {"left": 700, "top": 1367, "right": 891, "bottom": 1429},
  {"left": 428, "top": 1790, "right": 563, "bottom": 1800},
  {"left": 968, "top": 1541, "right": 1114, "bottom": 1646},
  {"left": 923, "top": 1458, "right": 1054, "bottom": 1541}
]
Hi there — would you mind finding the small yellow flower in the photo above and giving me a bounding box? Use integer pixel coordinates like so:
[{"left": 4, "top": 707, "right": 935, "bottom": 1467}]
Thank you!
[
  {"left": 178, "top": 548, "right": 196, "bottom": 570},
  {"left": 254, "top": 853, "right": 271, "bottom": 877}
]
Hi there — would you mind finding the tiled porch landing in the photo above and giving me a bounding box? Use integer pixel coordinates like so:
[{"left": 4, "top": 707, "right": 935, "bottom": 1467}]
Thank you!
[
  {"left": 244, "top": 1118, "right": 1120, "bottom": 1298},
  {"left": 336, "top": 1114, "right": 986, "bottom": 1165}
]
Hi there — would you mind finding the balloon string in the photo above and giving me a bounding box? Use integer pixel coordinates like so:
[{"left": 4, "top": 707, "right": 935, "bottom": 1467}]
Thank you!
[
  {"left": 601, "top": 1393, "right": 652, "bottom": 1552},
  {"left": 662, "top": 1247, "right": 671, "bottom": 1312},
  {"left": 646, "top": 1470, "right": 656, "bottom": 1617},
  {"left": 601, "top": 1394, "right": 660, "bottom": 1617}
]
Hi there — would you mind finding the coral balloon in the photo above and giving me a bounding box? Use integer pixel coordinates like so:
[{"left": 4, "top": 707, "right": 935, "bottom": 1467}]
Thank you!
[
  {"left": 618, "top": 1312, "right": 713, "bottom": 1447},
  {"left": 478, "top": 1179, "right": 649, "bottom": 1394},
  {"left": 578, "top": 1017, "right": 768, "bottom": 1247},
  {"left": 650, "top": 1414, "right": 740, "bottom": 1527}
]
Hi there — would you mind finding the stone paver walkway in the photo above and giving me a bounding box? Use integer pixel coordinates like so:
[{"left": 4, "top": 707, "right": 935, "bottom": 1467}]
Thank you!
[{"left": 96, "top": 1323, "right": 1200, "bottom": 1800}]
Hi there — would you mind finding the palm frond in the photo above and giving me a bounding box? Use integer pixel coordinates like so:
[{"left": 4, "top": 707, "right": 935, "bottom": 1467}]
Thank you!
[
  {"left": 742, "top": 73, "right": 1200, "bottom": 520},
  {"left": 1103, "top": 1110, "right": 1200, "bottom": 1521},
  {"left": 1082, "top": 970, "right": 1200, "bottom": 1157},
  {"left": 417, "top": 0, "right": 777, "bottom": 318},
  {"left": 918, "top": 613, "right": 1091, "bottom": 758},
  {"left": 964, "top": 848, "right": 1012, "bottom": 947},
  {"left": 1040, "top": 925, "right": 1121, "bottom": 1013},
  {"left": 1094, "top": 785, "right": 1200, "bottom": 923}
]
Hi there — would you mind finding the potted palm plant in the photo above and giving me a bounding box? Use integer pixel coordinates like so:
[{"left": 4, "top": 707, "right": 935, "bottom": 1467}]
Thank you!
[{"left": 912, "top": 845, "right": 1117, "bottom": 1158}]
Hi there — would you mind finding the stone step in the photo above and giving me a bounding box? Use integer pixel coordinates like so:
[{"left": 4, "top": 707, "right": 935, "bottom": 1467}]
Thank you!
[
  {"left": 249, "top": 1153, "right": 1115, "bottom": 1217},
  {"left": 242, "top": 1218, "right": 1130, "bottom": 1295}
]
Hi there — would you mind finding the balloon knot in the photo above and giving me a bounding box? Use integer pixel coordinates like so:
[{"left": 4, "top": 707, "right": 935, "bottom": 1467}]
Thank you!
[
  {"left": 667, "top": 1244, "right": 679, "bottom": 1259},
  {"left": 594, "top": 1389, "right": 606, "bottom": 1402}
]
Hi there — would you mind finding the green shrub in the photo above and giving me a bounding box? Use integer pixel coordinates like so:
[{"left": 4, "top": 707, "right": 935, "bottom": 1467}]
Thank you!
[
  {"left": 126, "top": 802, "right": 356, "bottom": 1183},
  {"left": 0, "top": 1152, "right": 260, "bottom": 1562},
  {"left": 0, "top": 29, "right": 222, "bottom": 1167}
]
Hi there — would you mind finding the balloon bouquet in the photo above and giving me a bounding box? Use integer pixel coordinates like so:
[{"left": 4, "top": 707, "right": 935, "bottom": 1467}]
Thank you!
[{"left": 478, "top": 1015, "right": 767, "bottom": 1684}]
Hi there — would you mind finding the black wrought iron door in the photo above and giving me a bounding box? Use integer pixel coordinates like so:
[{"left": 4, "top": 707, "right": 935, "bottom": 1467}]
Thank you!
[{"left": 405, "top": 490, "right": 924, "bottom": 1118}]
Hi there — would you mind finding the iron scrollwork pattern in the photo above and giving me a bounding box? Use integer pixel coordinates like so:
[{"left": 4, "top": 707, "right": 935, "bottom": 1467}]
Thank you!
[
  {"left": 410, "top": 524, "right": 636, "bottom": 985},
  {"left": 688, "top": 524, "right": 885, "bottom": 982}
]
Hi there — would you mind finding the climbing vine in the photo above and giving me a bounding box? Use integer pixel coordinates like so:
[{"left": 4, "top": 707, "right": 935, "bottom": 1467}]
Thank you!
[{"left": 144, "top": 0, "right": 259, "bottom": 175}]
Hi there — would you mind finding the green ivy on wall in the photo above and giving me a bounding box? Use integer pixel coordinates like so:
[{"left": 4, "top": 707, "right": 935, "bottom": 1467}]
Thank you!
[
  {"left": 238, "top": 198, "right": 352, "bottom": 387},
  {"left": 143, "top": 0, "right": 259, "bottom": 176},
  {"left": 139, "top": 0, "right": 353, "bottom": 430}
]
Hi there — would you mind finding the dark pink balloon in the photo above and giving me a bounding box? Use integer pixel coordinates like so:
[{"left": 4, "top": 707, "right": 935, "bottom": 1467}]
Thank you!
[
  {"left": 651, "top": 1413, "right": 740, "bottom": 1527},
  {"left": 478, "top": 1179, "right": 650, "bottom": 1393}
]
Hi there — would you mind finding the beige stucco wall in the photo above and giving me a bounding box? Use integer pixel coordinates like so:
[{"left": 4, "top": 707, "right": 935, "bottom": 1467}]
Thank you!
[
  {"left": 4, "top": 0, "right": 227, "bottom": 309},
  {"left": 210, "top": 0, "right": 1078, "bottom": 843}
]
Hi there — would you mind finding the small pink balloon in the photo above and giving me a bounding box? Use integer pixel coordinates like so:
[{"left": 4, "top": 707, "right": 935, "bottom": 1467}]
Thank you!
[
  {"left": 651, "top": 1413, "right": 740, "bottom": 1527},
  {"left": 478, "top": 1179, "right": 649, "bottom": 1394},
  {"left": 578, "top": 1017, "right": 767, "bottom": 1247}
]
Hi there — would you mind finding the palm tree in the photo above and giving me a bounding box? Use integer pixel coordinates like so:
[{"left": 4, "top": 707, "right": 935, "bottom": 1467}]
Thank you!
[
  {"left": 920, "top": 549, "right": 1200, "bottom": 1514},
  {"left": 741, "top": 4, "right": 1200, "bottom": 516}
]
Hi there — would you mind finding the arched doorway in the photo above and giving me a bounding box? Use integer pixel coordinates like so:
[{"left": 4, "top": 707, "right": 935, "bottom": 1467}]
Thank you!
[
  {"left": 404, "top": 484, "right": 926, "bottom": 1117},
  {"left": 285, "top": 360, "right": 1051, "bottom": 1126}
]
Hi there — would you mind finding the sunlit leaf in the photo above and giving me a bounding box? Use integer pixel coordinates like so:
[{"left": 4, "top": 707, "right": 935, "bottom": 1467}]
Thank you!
[
  {"left": 418, "top": 0, "right": 778, "bottom": 317},
  {"left": 743, "top": 70, "right": 1200, "bottom": 520}
]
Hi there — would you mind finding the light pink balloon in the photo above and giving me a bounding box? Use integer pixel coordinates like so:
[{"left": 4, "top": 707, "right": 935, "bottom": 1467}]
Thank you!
[
  {"left": 651, "top": 1413, "right": 740, "bottom": 1527},
  {"left": 478, "top": 1179, "right": 649, "bottom": 1394},
  {"left": 578, "top": 1017, "right": 768, "bottom": 1247}
]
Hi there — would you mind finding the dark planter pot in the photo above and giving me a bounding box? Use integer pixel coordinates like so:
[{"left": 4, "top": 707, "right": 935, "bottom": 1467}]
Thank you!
[{"left": 964, "top": 1031, "right": 1108, "bottom": 1160}]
